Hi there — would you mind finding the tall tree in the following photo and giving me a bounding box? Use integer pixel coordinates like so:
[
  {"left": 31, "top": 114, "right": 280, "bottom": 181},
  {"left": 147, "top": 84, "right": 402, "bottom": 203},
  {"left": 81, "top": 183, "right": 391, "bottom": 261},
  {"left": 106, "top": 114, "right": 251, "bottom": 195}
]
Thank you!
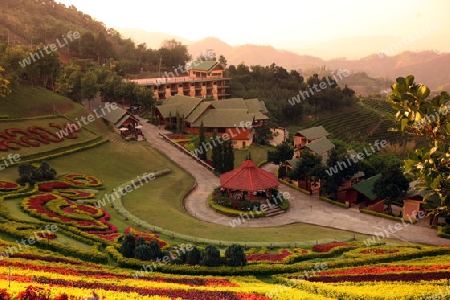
[
  {"left": 81, "top": 70, "right": 98, "bottom": 109},
  {"left": 267, "top": 142, "right": 294, "bottom": 165},
  {"left": 225, "top": 244, "right": 247, "bottom": 267},
  {"left": 219, "top": 55, "right": 227, "bottom": 67},
  {"left": 159, "top": 39, "right": 191, "bottom": 69},
  {"left": 200, "top": 245, "right": 221, "bottom": 267},
  {"left": 320, "top": 146, "right": 359, "bottom": 199},
  {"left": 288, "top": 149, "right": 323, "bottom": 192},
  {"left": 390, "top": 75, "right": 450, "bottom": 218},
  {"left": 223, "top": 140, "right": 235, "bottom": 172},
  {"left": 120, "top": 234, "right": 135, "bottom": 258},
  {"left": 197, "top": 121, "right": 207, "bottom": 160},
  {"left": 373, "top": 164, "right": 409, "bottom": 215},
  {"left": 0, "top": 67, "right": 11, "bottom": 98},
  {"left": 211, "top": 130, "right": 223, "bottom": 173}
]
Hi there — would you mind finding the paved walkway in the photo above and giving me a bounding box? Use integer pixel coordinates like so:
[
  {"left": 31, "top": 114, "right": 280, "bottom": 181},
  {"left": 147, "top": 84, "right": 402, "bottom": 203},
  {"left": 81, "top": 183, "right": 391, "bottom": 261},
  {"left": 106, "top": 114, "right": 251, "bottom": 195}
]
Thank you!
[{"left": 138, "top": 118, "right": 448, "bottom": 246}]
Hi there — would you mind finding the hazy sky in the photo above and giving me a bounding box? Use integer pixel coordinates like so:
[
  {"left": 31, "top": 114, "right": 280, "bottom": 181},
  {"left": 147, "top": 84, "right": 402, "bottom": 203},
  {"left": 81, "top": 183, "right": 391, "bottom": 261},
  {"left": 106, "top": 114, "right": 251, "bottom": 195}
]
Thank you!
[{"left": 57, "top": 0, "right": 449, "bottom": 56}]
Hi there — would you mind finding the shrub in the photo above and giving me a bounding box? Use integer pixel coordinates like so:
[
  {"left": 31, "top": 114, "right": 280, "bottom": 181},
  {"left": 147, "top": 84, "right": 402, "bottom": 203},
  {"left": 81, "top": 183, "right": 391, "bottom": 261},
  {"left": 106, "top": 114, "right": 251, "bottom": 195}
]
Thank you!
[
  {"left": 225, "top": 244, "right": 247, "bottom": 267},
  {"left": 0, "top": 288, "right": 11, "bottom": 300},
  {"left": 135, "top": 244, "right": 152, "bottom": 261},
  {"left": 136, "top": 236, "right": 146, "bottom": 247},
  {"left": 186, "top": 246, "right": 202, "bottom": 265},
  {"left": 201, "top": 245, "right": 221, "bottom": 267},
  {"left": 120, "top": 234, "right": 135, "bottom": 258},
  {"left": 17, "top": 285, "right": 50, "bottom": 300},
  {"left": 148, "top": 240, "right": 163, "bottom": 260}
]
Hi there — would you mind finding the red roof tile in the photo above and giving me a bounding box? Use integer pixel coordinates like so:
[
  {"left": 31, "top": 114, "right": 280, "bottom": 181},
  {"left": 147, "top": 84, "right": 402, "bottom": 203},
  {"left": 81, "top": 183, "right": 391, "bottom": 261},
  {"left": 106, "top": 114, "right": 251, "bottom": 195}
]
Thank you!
[{"left": 220, "top": 160, "right": 278, "bottom": 192}]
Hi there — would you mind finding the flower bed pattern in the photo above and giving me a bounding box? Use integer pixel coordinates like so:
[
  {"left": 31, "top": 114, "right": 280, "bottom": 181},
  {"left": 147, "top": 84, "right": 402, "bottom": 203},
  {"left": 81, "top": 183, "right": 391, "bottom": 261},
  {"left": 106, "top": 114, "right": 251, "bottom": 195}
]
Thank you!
[
  {"left": 21, "top": 193, "right": 115, "bottom": 234},
  {"left": 246, "top": 249, "right": 294, "bottom": 263},
  {"left": 62, "top": 174, "right": 102, "bottom": 187},
  {"left": 125, "top": 227, "right": 168, "bottom": 248},
  {"left": 312, "top": 242, "right": 355, "bottom": 253},
  {"left": 360, "top": 249, "right": 399, "bottom": 254},
  {"left": 0, "top": 180, "right": 19, "bottom": 191}
]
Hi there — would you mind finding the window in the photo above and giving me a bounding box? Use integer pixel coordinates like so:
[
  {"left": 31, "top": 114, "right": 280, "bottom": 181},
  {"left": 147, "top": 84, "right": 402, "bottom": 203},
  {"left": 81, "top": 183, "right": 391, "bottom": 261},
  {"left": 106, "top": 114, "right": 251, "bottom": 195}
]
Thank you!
[{"left": 218, "top": 128, "right": 225, "bottom": 133}]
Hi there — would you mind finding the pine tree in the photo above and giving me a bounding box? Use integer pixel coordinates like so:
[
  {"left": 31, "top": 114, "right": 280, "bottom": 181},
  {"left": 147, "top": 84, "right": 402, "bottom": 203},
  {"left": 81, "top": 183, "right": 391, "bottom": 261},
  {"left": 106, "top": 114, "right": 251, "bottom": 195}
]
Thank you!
[
  {"left": 120, "top": 234, "right": 135, "bottom": 258},
  {"left": 197, "top": 121, "right": 207, "bottom": 160},
  {"left": 185, "top": 246, "right": 202, "bottom": 265},
  {"left": 148, "top": 240, "right": 163, "bottom": 260},
  {"left": 225, "top": 244, "right": 247, "bottom": 267},
  {"left": 223, "top": 140, "right": 235, "bottom": 172},
  {"left": 200, "top": 245, "right": 221, "bottom": 267},
  {"left": 211, "top": 130, "right": 223, "bottom": 172}
]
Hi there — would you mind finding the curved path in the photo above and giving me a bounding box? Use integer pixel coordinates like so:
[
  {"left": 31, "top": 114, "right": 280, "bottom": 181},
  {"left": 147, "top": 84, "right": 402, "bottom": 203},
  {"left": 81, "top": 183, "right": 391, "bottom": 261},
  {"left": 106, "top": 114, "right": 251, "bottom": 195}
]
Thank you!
[{"left": 139, "top": 119, "right": 448, "bottom": 246}]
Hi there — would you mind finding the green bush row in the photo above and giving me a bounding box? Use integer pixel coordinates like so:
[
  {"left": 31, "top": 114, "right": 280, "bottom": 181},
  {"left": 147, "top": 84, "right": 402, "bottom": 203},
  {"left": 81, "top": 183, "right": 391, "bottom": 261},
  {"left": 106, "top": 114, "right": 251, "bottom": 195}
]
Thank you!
[
  {"left": 279, "top": 179, "right": 311, "bottom": 195},
  {"left": 360, "top": 209, "right": 414, "bottom": 223},
  {"left": 0, "top": 138, "right": 108, "bottom": 170},
  {"left": 3, "top": 184, "right": 39, "bottom": 200},
  {"left": 283, "top": 246, "right": 358, "bottom": 264},
  {"left": 58, "top": 225, "right": 116, "bottom": 247},
  {"left": 0, "top": 221, "right": 108, "bottom": 264},
  {"left": 208, "top": 195, "right": 266, "bottom": 218},
  {"left": 319, "top": 197, "right": 349, "bottom": 209},
  {"left": 437, "top": 226, "right": 450, "bottom": 239}
]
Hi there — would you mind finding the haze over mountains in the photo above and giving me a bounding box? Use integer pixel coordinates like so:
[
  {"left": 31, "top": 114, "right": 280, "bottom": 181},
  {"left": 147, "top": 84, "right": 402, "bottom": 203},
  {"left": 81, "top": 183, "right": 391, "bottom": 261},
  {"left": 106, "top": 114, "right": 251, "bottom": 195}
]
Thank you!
[{"left": 118, "top": 29, "right": 450, "bottom": 91}]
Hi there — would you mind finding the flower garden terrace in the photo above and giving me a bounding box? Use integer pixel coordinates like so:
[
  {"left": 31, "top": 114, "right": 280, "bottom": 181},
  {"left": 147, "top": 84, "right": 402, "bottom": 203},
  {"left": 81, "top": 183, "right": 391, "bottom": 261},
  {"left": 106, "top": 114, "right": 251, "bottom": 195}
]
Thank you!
[
  {"left": 1, "top": 163, "right": 450, "bottom": 299},
  {"left": 0, "top": 87, "right": 449, "bottom": 298}
]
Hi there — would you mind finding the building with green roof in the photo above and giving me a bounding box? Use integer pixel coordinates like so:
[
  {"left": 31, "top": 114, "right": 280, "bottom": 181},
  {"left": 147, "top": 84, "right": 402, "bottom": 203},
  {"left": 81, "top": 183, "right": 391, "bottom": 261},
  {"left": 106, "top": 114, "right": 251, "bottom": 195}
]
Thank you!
[{"left": 131, "top": 60, "right": 229, "bottom": 100}]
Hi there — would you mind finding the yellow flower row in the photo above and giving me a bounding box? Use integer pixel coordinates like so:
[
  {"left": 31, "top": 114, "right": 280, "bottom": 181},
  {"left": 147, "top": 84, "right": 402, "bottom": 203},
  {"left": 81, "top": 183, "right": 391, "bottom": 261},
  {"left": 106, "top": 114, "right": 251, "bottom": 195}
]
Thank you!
[
  {"left": 289, "top": 279, "right": 450, "bottom": 300},
  {"left": 0, "top": 266, "right": 334, "bottom": 299},
  {"left": 0, "top": 280, "right": 175, "bottom": 300}
]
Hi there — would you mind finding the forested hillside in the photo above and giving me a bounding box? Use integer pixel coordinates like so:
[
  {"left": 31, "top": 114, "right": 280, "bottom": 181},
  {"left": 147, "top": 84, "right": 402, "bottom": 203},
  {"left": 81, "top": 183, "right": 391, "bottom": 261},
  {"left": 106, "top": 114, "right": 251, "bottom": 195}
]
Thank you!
[
  {"left": 227, "top": 64, "right": 357, "bottom": 126},
  {"left": 0, "top": 0, "right": 191, "bottom": 74}
]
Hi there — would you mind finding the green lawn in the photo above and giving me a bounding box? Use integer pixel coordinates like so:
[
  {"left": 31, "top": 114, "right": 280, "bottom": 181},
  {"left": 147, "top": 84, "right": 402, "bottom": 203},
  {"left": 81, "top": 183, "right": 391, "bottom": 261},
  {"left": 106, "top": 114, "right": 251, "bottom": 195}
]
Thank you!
[{"left": 234, "top": 144, "right": 272, "bottom": 167}]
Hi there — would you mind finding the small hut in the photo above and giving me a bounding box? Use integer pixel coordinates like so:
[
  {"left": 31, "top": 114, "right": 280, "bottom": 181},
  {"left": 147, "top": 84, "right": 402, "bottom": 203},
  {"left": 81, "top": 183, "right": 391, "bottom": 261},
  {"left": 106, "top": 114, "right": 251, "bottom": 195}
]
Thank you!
[{"left": 220, "top": 160, "right": 278, "bottom": 201}]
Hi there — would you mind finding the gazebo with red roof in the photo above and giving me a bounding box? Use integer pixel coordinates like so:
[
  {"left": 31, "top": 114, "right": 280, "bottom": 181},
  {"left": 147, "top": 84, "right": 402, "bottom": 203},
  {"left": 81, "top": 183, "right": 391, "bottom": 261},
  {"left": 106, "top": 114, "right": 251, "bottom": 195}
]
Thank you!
[{"left": 220, "top": 160, "right": 279, "bottom": 200}]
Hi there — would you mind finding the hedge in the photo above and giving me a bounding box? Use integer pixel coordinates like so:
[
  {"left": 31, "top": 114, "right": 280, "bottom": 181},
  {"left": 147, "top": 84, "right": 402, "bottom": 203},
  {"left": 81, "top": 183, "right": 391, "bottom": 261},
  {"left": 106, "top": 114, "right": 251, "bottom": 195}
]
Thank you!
[
  {"left": 437, "top": 226, "right": 450, "bottom": 239},
  {"left": 3, "top": 184, "right": 39, "bottom": 200},
  {"left": 360, "top": 209, "right": 415, "bottom": 223},
  {"left": 0, "top": 221, "right": 108, "bottom": 264},
  {"left": 279, "top": 178, "right": 311, "bottom": 195},
  {"left": 208, "top": 194, "right": 266, "bottom": 218},
  {"left": 283, "top": 246, "right": 358, "bottom": 264},
  {"left": 319, "top": 196, "right": 349, "bottom": 209}
]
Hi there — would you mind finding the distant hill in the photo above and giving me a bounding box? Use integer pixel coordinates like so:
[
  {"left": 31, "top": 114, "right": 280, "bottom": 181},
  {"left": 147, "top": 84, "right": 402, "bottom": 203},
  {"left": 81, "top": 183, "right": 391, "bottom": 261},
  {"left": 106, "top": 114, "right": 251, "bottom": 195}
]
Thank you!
[
  {"left": 117, "top": 28, "right": 192, "bottom": 49},
  {"left": 187, "top": 37, "right": 233, "bottom": 59},
  {"left": 186, "top": 37, "right": 450, "bottom": 91}
]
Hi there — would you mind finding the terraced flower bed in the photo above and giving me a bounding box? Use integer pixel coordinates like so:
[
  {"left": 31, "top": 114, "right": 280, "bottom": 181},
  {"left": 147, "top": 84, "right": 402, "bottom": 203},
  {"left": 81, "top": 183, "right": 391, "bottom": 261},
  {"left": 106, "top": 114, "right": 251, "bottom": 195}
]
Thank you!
[{"left": 0, "top": 117, "right": 101, "bottom": 162}]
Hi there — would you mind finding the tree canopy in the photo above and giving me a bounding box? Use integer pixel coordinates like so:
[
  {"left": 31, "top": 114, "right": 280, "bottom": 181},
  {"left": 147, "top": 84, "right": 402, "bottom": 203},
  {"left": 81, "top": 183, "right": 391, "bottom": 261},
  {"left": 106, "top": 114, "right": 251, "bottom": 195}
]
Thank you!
[{"left": 390, "top": 75, "right": 450, "bottom": 217}]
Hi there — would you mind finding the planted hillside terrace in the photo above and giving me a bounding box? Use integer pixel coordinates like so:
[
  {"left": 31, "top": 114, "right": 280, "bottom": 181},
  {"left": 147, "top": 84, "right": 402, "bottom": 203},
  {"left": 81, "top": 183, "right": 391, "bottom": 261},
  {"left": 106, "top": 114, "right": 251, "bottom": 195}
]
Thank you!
[{"left": 309, "top": 106, "right": 404, "bottom": 144}]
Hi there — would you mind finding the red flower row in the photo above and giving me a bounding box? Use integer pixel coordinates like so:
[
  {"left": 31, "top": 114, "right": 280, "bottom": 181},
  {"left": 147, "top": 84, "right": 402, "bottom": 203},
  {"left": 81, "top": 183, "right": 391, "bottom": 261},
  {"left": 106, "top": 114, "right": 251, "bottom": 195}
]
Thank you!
[
  {"left": 36, "top": 233, "right": 57, "bottom": 240},
  {"left": 0, "top": 260, "right": 236, "bottom": 287},
  {"left": 314, "top": 264, "right": 450, "bottom": 276},
  {"left": 312, "top": 242, "right": 355, "bottom": 253},
  {"left": 306, "top": 271, "right": 450, "bottom": 283},
  {"left": 246, "top": 249, "right": 293, "bottom": 262},
  {"left": 32, "top": 277, "right": 269, "bottom": 300},
  {"left": 0, "top": 180, "right": 19, "bottom": 191},
  {"left": 38, "top": 181, "right": 71, "bottom": 192}
]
